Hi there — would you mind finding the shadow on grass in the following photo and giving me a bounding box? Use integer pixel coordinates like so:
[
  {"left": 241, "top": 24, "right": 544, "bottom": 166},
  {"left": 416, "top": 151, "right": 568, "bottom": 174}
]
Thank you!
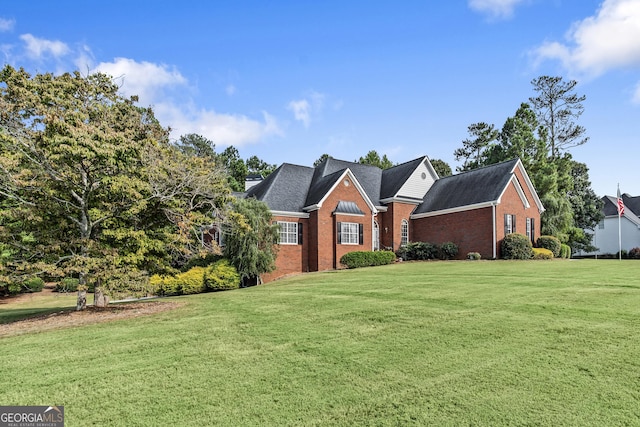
[{"left": 0, "top": 306, "right": 76, "bottom": 324}]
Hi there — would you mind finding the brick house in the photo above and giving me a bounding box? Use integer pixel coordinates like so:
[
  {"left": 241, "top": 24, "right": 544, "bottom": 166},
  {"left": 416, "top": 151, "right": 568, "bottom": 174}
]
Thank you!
[{"left": 241, "top": 156, "right": 544, "bottom": 282}]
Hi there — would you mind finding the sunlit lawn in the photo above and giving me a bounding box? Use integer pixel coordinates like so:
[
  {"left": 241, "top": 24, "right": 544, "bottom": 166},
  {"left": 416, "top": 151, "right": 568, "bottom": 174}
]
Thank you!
[{"left": 1, "top": 259, "right": 639, "bottom": 426}]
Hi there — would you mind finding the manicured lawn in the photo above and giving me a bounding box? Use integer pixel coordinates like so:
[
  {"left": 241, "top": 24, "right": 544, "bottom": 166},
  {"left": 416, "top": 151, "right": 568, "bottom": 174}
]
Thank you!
[{"left": 1, "top": 260, "right": 639, "bottom": 426}]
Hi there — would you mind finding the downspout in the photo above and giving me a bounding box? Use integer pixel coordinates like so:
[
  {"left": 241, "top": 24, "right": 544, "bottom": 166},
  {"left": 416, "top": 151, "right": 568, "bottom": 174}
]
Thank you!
[
  {"left": 372, "top": 211, "right": 378, "bottom": 251},
  {"left": 492, "top": 202, "right": 497, "bottom": 259}
]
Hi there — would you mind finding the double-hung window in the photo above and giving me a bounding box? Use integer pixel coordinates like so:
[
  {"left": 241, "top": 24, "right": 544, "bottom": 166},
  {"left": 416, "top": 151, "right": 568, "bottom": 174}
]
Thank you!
[
  {"left": 401, "top": 219, "right": 409, "bottom": 246},
  {"left": 526, "top": 217, "right": 535, "bottom": 243},
  {"left": 504, "top": 214, "right": 516, "bottom": 235},
  {"left": 337, "top": 222, "right": 363, "bottom": 245},
  {"left": 277, "top": 221, "right": 300, "bottom": 245}
]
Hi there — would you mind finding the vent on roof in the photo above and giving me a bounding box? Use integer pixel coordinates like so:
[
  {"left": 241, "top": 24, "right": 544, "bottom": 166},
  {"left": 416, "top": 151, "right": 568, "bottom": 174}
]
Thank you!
[{"left": 333, "top": 201, "right": 364, "bottom": 216}]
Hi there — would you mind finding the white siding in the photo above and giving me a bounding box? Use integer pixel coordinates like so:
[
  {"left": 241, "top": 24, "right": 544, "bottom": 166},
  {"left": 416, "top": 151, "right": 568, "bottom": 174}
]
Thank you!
[
  {"left": 396, "top": 159, "right": 437, "bottom": 199},
  {"left": 581, "top": 216, "right": 640, "bottom": 255}
]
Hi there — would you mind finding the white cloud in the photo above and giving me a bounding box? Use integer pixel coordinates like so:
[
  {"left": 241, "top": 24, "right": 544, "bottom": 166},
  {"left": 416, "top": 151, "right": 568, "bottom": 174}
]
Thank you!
[
  {"left": 93, "top": 58, "right": 282, "bottom": 146},
  {"left": 0, "top": 18, "right": 15, "bottom": 32},
  {"left": 157, "top": 103, "right": 282, "bottom": 146},
  {"left": 287, "top": 90, "right": 326, "bottom": 128},
  {"left": 287, "top": 99, "right": 311, "bottom": 127},
  {"left": 468, "top": 0, "right": 526, "bottom": 20},
  {"left": 20, "top": 33, "right": 70, "bottom": 59},
  {"left": 226, "top": 84, "right": 236, "bottom": 96},
  {"left": 532, "top": 0, "right": 640, "bottom": 77},
  {"left": 93, "top": 57, "right": 187, "bottom": 103}
]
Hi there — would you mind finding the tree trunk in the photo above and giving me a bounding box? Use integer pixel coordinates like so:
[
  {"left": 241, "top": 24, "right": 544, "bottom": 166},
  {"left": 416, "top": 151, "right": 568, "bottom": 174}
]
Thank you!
[
  {"left": 76, "top": 289, "right": 87, "bottom": 311},
  {"left": 94, "top": 287, "right": 110, "bottom": 308}
]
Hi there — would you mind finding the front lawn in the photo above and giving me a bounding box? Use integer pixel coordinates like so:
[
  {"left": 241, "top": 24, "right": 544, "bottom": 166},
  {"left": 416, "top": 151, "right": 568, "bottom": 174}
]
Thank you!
[{"left": 1, "top": 260, "right": 639, "bottom": 425}]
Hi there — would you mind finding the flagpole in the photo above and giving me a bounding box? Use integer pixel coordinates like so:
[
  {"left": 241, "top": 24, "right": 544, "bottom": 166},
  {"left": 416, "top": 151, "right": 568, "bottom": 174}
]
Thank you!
[{"left": 618, "top": 184, "right": 622, "bottom": 260}]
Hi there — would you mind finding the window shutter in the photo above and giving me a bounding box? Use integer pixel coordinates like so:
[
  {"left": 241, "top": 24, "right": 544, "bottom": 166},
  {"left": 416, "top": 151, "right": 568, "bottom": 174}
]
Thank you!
[
  {"left": 504, "top": 214, "right": 509, "bottom": 235},
  {"left": 298, "top": 223, "right": 303, "bottom": 245},
  {"left": 512, "top": 215, "right": 516, "bottom": 233},
  {"left": 337, "top": 222, "right": 342, "bottom": 244},
  {"left": 531, "top": 218, "right": 535, "bottom": 243},
  {"left": 359, "top": 223, "right": 364, "bottom": 245}
]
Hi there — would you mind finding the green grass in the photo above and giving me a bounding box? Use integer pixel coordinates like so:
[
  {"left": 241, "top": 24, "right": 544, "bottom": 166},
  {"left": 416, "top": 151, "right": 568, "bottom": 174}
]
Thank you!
[
  {"left": 0, "top": 291, "right": 77, "bottom": 323},
  {"left": 1, "top": 259, "right": 639, "bottom": 426}
]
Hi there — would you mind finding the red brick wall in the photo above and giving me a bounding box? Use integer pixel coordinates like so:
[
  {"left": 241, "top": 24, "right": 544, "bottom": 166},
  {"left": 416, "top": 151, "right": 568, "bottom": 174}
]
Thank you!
[
  {"left": 315, "top": 176, "right": 373, "bottom": 270},
  {"left": 379, "top": 202, "right": 416, "bottom": 251},
  {"left": 411, "top": 207, "right": 495, "bottom": 259},
  {"left": 261, "top": 215, "right": 309, "bottom": 283},
  {"left": 495, "top": 172, "right": 542, "bottom": 257}
]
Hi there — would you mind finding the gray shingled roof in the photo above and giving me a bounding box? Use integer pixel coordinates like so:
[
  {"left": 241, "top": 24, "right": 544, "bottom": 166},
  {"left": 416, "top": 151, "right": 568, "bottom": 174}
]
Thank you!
[
  {"left": 308, "top": 158, "right": 383, "bottom": 206},
  {"left": 413, "top": 159, "right": 519, "bottom": 214},
  {"left": 380, "top": 156, "right": 426, "bottom": 200},
  {"left": 244, "top": 163, "right": 315, "bottom": 212},
  {"left": 603, "top": 194, "right": 640, "bottom": 217}
]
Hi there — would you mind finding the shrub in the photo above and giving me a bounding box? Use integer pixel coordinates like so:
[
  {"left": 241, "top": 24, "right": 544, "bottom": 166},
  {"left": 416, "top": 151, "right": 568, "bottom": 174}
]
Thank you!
[
  {"left": 628, "top": 247, "right": 640, "bottom": 259},
  {"left": 560, "top": 244, "right": 571, "bottom": 259},
  {"left": 177, "top": 267, "right": 207, "bottom": 295},
  {"left": 148, "top": 275, "right": 165, "bottom": 296},
  {"left": 532, "top": 247, "right": 554, "bottom": 260},
  {"left": 397, "top": 242, "right": 438, "bottom": 261},
  {"left": 204, "top": 259, "right": 241, "bottom": 291},
  {"left": 22, "top": 277, "right": 45, "bottom": 292},
  {"left": 439, "top": 242, "right": 459, "bottom": 260},
  {"left": 501, "top": 233, "right": 533, "bottom": 260},
  {"left": 536, "top": 235, "right": 561, "bottom": 257},
  {"left": 467, "top": 252, "right": 481, "bottom": 260},
  {"left": 616, "top": 249, "right": 628, "bottom": 259},
  {"left": 183, "top": 253, "right": 223, "bottom": 270},
  {"left": 340, "top": 251, "right": 396, "bottom": 269},
  {"left": 152, "top": 267, "right": 208, "bottom": 296}
]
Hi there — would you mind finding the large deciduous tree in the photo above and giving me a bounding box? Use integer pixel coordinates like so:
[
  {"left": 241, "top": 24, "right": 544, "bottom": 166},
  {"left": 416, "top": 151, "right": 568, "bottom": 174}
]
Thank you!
[
  {"left": 0, "top": 66, "right": 228, "bottom": 309},
  {"left": 529, "top": 76, "right": 588, "bottom": 159}
]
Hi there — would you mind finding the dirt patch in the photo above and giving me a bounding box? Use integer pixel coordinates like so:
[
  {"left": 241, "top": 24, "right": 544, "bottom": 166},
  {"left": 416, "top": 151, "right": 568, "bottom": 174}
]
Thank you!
[{"left": 0, "top": 299, "right": 182, "bottom": 338}]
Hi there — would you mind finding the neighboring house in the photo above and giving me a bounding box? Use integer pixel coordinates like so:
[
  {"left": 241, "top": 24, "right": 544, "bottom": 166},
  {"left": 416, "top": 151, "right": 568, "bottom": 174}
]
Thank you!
[
  {"left": 241, "top": 156, "right": 544, "bottom": 283},
  {"left": 579, "top": 194, "right": 640, "bottom": 256}
]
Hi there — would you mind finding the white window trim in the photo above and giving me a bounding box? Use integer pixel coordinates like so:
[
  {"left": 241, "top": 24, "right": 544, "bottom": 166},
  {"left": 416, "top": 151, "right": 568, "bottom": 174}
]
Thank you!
[
  {"left": 277, "top": 221, "right": 298, "bottom": 245},
  {"left": 341, "top": 222, "right": 359, "bottom": 245},
  {"left": 401, "top": 219, "right": 409, "bottom": 246}
]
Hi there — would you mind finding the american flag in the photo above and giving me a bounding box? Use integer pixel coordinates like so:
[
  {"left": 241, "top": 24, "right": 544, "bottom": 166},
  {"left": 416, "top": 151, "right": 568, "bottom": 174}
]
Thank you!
[{"left": 617, "top": 187, "right": 625, "bottom": 216}]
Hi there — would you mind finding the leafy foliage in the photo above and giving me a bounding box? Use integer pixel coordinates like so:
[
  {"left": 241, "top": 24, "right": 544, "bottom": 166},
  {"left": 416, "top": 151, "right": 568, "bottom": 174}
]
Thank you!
[
  {"left": 454, "top": 122, "right": 499, "bottom": 172},
  {"left": 467, "top": 252, "right": 481, "bottom": 260},
  {"left": 501, "top": 234, "right": 533, "bottom": 260},
  {"left": 532, "top": 247, "right": 554, "bottom": 260},
  {"left": 223, "top": 197, "right": 279, "bottom": 284},
  {"left": 358, "top": 150, "right": 394, "bottom": 169},
  {"left": 204, "top": 259, "right": 240, "bottom": 291},
  {"left": 0, "top": 66, "right": 229, "bottom": 309},
  {"left": 430, "top": 158, "right": 452, "bottom": 177},
  {"left": 339, "top": 251, "right": 396, "bottom": 269},
  {"left": 536, "top": 235, "right": 561, "bottom": 257},
  {"left": 560, "top": 244, "right": 571, "bottom": 259},
  {"left": 397, "top": 242, "right": 439, "bottom": 261},
  {"left": 628, "top": 248, "right": 640, "bottom": 260},
  {"left": 439, "top": 242, "right": 459, "bottom": 260}
]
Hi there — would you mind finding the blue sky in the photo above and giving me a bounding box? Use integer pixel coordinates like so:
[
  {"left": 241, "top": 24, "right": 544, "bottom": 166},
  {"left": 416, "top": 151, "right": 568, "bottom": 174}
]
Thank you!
[{"left": 1, "top": 0, "right": 639, "bottom": 197}]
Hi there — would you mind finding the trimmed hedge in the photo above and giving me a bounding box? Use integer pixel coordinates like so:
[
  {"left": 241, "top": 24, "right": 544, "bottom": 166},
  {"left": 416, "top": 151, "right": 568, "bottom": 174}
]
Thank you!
[
  {"left": 397, "top": 242, "right": 438, "bottom": 261},
  {"left": 467, "top": 252, "right": 481, "bottom": 260},
  {"left": 340, "top": 251, "right": 396, "bottom": 269},
  {"left": 560, "top": 244, "right": 571, "bottom": 259},
  {"left": 439, "top": 242, "right": 459, "bottom": 260},
  {"left": 151, "top": 262, "right": 241, "bottom": 296},
  {"left": 204, "top": 259, "right": 241, "bottom": 291},
  {"left": 532, "top": 247, "right": 554, "bottom": 260},
  {"left": 501, "top": 233, "right": 533, "bottom": 260},
  {"left": 536, "top": 235, "right": 561, "bottom": 257}
]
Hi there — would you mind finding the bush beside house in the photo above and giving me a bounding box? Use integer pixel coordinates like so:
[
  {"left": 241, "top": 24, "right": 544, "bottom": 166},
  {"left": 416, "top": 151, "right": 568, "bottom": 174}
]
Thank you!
[
  {"left": 501, "top": 234, "right": 533, "bottom": 260},
  {"left": 340, "top": 251, "right": 396, "bottom": 269}
]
